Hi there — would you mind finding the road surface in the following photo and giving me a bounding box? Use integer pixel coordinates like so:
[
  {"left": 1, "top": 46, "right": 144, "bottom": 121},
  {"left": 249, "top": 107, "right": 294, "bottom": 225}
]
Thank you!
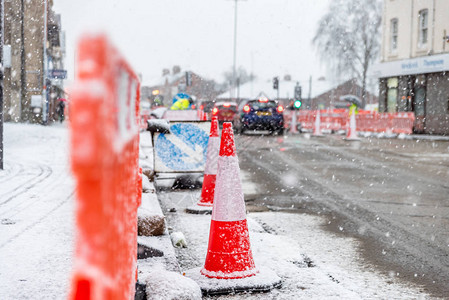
[{"left": 236, "top": 132, "right": 449, "bottom": 298}]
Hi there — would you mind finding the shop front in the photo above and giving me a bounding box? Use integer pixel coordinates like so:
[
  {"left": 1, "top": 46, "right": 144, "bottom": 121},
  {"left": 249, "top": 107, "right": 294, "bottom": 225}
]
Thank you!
[{"left": 373, "top": 53, "right": 449, "bottom": 134}]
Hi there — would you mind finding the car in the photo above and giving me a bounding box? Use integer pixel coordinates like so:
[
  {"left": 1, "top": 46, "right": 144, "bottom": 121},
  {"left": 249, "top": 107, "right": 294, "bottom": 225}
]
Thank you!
[
  {"left": 233, "top": 97, "right": 284, "bottom": 134},
  {"left": 211, "top": 101, "right": 237, "bottom": 123}
]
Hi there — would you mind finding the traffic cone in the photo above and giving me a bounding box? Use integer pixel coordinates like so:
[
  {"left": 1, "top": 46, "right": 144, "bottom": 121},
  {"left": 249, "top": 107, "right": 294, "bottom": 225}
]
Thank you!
[
  {"left": 201, "top": 110, "right": 208, "bottom": 121},
  {"left": 290, "top": 110, "right": 298, "bottom": 134},
  {"left": 345, "top": 111, "right": 360, "bottom": 141},
  {"left": 185, "top": 122, "right": 281, "bottom": 295},
  {"left": 186, "top": 117, "right": 220, "bottom": 214},
  {"left": 198, "top": 117, "right": 219, "bottom": 206},
  {"left": 313, "top": 110, "right": 323, "bottom": 136},
  {"left": 201, "top": 122, "right": 257, "bottom": 279}
]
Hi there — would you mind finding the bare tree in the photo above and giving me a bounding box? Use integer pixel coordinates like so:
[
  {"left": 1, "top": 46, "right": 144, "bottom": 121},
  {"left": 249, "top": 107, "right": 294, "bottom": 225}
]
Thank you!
[
  {"left": 313, "top": 0, "right": 382, "bottom": 107},
  {"left": 222, "top": 66, "right": 256, "bottom": 89}
]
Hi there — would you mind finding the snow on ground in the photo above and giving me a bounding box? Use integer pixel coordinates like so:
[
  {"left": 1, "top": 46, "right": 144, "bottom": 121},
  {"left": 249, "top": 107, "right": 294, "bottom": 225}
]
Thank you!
[
  {"left": 0, "top": 123, "right": 75, "bottom": 300},
  {"left": 159, "top": 189, "right": 434, "bottom": 299},
  {"left": 0, "top": 123, "right": 439, "bottom": 299}
]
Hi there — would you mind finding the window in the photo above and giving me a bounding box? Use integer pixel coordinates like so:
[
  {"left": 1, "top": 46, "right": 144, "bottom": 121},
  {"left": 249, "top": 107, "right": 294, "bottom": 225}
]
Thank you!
[
  {"left": 418, "top": 9, "right": 428, "bottom": 46},
  {"left": 390, "top": 18, "right": 398, "bottom": 52},
  {"left": 387, "top": 77, "right": 398, "bottom": 113}
]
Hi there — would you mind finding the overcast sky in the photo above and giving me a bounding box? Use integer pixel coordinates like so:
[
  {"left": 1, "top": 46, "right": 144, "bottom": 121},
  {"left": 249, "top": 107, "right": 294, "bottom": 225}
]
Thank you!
[{"left": 53, "top": 0, "right": 330, "bottom": 87}]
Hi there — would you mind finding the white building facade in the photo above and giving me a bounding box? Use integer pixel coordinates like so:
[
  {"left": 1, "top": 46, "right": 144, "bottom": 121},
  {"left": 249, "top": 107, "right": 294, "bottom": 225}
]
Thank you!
[{"left": 373, "top": 0, "right": 449, "bottom": 134}]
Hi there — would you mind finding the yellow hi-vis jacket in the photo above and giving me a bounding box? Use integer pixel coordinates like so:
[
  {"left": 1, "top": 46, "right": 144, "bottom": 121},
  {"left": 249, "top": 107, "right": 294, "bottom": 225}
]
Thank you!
[
  {"left": 170, "top": 99, "right": 190, "bottom": 110},
  {"left": 349, "top": 103, "right": 358, "bottom": 116}
]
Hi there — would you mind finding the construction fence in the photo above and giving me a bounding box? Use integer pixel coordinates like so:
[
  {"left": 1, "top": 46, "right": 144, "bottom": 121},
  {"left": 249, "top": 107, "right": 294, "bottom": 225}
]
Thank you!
[{"left": 284, "top": 110, "right": 415, "bottom": 134}]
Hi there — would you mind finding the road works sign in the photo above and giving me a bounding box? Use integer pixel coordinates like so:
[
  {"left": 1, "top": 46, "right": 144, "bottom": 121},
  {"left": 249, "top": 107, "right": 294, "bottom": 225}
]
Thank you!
[{"left": 154, "top": 121, "right": 211, "bottom": 173}]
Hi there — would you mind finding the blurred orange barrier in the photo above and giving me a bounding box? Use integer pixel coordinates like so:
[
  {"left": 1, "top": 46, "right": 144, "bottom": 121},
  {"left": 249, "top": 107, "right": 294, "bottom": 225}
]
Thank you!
[
  {"left": 286, "top": 109, "right": 415, "bottom": 134},
  {"left": 69, "top": 34, "right": 141, "bottom": 300}
]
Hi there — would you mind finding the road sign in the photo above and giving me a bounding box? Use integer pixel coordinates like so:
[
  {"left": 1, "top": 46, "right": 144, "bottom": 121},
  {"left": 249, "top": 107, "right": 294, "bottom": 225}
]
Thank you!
[
  {"left": 48, "top": 69, "right": 67, "bottom": 79},
  {"left": 154, "top": 121, "right": 211, "bottom": 173}
]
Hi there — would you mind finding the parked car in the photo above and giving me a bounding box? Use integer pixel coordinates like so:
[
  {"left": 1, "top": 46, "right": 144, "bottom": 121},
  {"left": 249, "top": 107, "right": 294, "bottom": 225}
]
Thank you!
[
  {"left": 212, "top": 101, "right": 238, "bottom": 123},
  {"left": 233, "top": 97, "right": 284, "bottom": 134}
]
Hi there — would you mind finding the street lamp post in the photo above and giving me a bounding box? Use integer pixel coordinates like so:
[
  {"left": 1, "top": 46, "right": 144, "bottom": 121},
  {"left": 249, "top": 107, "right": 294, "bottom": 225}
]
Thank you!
[{"left": 229, "top": 0, "right": 245, "bottom": 100}]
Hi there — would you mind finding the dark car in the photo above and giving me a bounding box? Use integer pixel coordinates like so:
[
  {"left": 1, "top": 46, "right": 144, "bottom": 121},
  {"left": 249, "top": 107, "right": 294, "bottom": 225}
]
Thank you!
[
  {"left": 212, "top": 101, "right": 238, "bottom": 123},
  {"left": 233, "top": 97, "right": 284, "bottom": 134}
]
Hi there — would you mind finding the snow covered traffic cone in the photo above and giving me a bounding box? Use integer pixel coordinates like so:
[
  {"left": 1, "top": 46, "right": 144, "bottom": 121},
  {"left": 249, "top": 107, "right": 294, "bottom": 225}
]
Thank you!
[
  {"left": 312, "top": 110, "right": 323, "bottom": 136},
  {"left": 290, "top": 110, "right": 298, "bottom": 134},
  {"left": 198, "top": 117, "right": 219, "bottom": 206},
  {"left": 185, "top": 122, "right": 281, "bottom": 295},
  {"left": 344, "top": 111, "right": 360, "bottom": 141},
  {"left": 201, "top": 122, "right": 257, "bottom": 279},
  {"left": 186, "top": 117, "right": 220, "bottom": 214}
]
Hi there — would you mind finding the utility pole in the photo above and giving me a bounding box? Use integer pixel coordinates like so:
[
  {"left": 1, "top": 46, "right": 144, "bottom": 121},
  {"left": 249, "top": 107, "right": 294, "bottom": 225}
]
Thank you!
[
  {"left": 308, "top": 75, "right": 312, "bottom": 109},
  {"left": 42, "top": 0, "right": 48, "bottom": 124},
  {"left": 0, "top": 0, "right": 4, "bottom": 169},
  {"left": 230, "top": 0, "right": 246, "bottom": 100}
]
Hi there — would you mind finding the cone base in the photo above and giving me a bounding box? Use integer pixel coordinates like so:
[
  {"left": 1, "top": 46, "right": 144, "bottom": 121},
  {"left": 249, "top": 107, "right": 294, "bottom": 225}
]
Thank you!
[
  {"left": 184, "top": 266, "right": 282, "bottom": 296},
  {"left": 344, "top": 135, "right": 361, "bottom": 141},
  {"left": 185, "top": 205, "right": 213, "bottom": 215}
]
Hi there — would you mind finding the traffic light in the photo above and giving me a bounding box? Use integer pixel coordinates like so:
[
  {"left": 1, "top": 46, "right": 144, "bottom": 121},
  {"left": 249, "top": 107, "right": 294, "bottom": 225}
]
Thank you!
[
  {"left": 273, "top": 77, "right": 279, "bottom": 90},
  {"left": 294, "top": 84, "right": 302, "bottom": 100},
  {"left": 293, "top": 99, "right": 302, "bottom": 109}
]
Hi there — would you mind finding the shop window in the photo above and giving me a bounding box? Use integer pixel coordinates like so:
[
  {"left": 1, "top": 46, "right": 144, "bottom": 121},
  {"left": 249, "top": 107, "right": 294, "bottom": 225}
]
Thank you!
[
  {"left": 418, "top": 9, "right": 428, "bottom": 47},
  {"left": 387, "top": 78, "right": 398, "bottom": 113},
  {"left": 390, "top": 18, "right": 398, "bottom": 52}
]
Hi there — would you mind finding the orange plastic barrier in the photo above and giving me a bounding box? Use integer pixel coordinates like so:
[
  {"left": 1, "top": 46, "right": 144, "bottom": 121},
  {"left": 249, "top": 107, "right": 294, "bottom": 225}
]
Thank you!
[
  {"left": 285, "top": 110, "right": 415, "bottom": 134},
  {"left": 69, "top": 34, "right": 141, "bottom": 300}
]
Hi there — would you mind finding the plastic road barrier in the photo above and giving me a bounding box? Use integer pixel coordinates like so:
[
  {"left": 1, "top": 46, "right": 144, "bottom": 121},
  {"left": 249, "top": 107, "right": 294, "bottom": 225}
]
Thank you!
[
  {"left": 153, "top": 121, "right": 211, "bottom": 173},
  {"left": 69, "top": 34, "right": 141, "bottom": 300},
  {"left": 286, "top": 110, "right": 415, "bottom": 135}
]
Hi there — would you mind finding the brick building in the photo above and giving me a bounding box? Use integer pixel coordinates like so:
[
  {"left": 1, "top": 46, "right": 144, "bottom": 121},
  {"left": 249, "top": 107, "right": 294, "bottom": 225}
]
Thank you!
[
  {"left": 2, "top": 0, "right": 66, "bottom": 123},
  {"left": 311, "top": 79, "right": 378, "bottom": 110},
  {"left": 142, "top": 68, "right": 222, "bottom": 108}
]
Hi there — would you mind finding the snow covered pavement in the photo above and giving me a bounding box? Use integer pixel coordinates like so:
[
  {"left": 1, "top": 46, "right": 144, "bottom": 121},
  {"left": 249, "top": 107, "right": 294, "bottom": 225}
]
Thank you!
[
  {"left": 0, "top": 123, "right": 438, "bottom": 299},
  {"left": 159, "top": 189, "right": 434, "bottom": 299},
  {"left": 0, "top": 123, "right": 75, "bottom": 299}
]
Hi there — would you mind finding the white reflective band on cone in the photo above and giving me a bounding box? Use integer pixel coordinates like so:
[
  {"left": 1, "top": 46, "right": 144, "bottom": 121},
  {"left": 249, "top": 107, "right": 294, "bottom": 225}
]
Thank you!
[
  {"left": 204, "top": 136, "right": 220, "bottom": 175},
  {"left": 211, "top": 156, "right": 246, "bottom": 222}
]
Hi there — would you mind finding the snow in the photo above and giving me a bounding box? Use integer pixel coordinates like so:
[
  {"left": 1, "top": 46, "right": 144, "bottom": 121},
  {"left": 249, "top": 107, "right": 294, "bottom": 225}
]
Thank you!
[
  {"left": 0, "top": 123, "right": 75, "bottom": 300},
  {"left": 0, "top": 122, "right": 437, "bottom": 299},
  {"left": 143, "top": 270, "right": 202, "bottom": 300}
]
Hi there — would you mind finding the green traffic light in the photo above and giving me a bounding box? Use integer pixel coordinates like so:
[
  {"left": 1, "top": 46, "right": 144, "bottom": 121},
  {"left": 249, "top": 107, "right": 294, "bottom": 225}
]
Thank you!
[{"left": 293, "top": 100, "right": 302, "bottom": 109}]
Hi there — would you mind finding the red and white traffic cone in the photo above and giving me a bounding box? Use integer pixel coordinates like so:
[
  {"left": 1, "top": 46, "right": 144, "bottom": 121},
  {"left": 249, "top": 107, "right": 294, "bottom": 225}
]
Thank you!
[
  {"left": 290, "top": 110, "right": 298, "bottom": 134},
  {"left": 186, "top": 117, "right": 220, "bottom": 214},
  {"left": 185, "top": 122, "right": 281, "bottom": 294},
  {"left": 201, "top": 122, "right": 257, "bottom": 279},
  {"left": 345, "top": 111, "right": 360, "bottom": 141},
  {"left": 313, "top": 110, "right": 323, "bottom": 136},
  {"left": 198, "top": 117, "right": 219, "bottom": 206}
]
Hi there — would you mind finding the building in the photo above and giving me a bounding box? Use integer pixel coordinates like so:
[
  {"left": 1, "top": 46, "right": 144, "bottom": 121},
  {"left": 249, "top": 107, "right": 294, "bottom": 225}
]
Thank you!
[
  {"left": 143, "top": 67, "right": 222, "bottom": 107},
  {"left": 216, "top": 77, "right": 377, "bottom": 110},
  {"left": 311, "top": 79, "right": 378, "bottom": 110},
  {"left": 2, "top": 0, "right": 66, "bottom": 123},
  {"left": 373, "top": 0, "right": 449, "bottom": 134}
]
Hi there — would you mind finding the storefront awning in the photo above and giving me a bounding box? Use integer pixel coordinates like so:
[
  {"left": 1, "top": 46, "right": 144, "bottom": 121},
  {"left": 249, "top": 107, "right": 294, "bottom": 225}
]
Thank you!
[{"left": 371, "top": 52, "right": 449, "bottom": 78}]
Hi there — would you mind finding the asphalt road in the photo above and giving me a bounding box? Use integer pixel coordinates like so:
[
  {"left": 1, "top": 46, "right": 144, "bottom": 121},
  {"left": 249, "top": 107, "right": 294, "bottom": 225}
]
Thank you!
[{"left": 235, "top": 132, "right": 449, "bottom": 298}]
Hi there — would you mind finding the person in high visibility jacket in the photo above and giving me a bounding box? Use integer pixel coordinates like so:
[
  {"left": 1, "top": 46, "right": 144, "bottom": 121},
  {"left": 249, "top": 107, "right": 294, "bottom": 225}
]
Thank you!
[
  {"left": 170, "top": 97, "right": 193, "bottom": 110},
  {"left": 349, "top": 103, "right": 358, "bottom": 116}
]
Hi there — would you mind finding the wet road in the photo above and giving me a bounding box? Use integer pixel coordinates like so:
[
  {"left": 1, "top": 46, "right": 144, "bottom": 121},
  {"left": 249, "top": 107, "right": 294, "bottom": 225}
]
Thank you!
[{"left": 236, "top": 132, "right": 449, "bottom": 298}]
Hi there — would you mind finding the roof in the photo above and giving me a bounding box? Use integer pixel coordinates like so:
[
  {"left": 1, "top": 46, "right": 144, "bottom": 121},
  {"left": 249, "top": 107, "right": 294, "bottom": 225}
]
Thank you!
[{"left": 217, "top": 77, "right": 335, "bottom": 100}]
